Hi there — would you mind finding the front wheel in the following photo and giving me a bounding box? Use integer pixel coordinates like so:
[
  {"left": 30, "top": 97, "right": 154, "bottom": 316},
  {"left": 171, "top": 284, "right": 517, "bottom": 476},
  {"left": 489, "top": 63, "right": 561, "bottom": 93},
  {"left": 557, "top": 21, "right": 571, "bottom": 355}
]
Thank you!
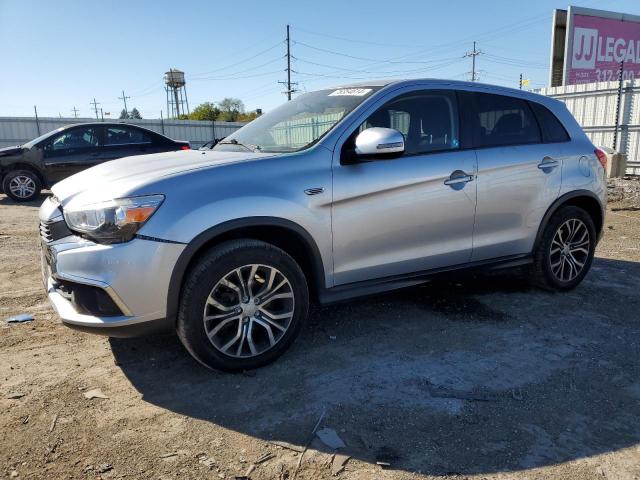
[
  {"left": 177, "top": 239, "right": 309, "bottom": 372},
  {"left": 2, "top": 170, "right": 42, "bottom": 202},
  {"left": 531, "top": 205, "right": 597, "bottom": 291}
]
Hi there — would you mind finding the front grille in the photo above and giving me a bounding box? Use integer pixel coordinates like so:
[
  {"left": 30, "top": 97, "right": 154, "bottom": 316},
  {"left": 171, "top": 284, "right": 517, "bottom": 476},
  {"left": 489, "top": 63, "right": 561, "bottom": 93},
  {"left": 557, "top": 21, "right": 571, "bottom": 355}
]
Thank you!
[{"left": 40, "top": 220, "right": 72, "bottom": 243}]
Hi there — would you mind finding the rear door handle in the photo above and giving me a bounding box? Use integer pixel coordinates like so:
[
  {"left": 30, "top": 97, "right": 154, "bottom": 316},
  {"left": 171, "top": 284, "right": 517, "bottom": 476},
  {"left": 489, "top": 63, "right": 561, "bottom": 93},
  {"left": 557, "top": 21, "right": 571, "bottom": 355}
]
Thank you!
[
  {"left": 444, "top": 171, "right": 475, "bottom": 186},
  {"left": 538, "top": 157, "right": 560, "bottom": 170}
]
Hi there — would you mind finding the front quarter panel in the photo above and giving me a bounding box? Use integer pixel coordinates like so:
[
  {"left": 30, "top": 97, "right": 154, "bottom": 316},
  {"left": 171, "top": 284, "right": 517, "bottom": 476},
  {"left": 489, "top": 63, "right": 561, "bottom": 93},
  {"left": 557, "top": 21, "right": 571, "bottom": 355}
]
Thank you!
[{"left": 138, "top": 147, "right": 334, "bottom": 287}]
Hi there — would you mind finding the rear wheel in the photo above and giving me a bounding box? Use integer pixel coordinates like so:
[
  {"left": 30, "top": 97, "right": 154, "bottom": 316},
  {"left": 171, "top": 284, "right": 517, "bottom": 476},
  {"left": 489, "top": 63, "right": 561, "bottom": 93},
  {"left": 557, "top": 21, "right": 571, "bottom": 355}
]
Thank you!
[
  {"left": 531, "top": 205, "right": 596, "bottom": 291},
  {"left": 177, "top": 239, "right": 309, "bottom": 371},
  {"left": 2, "top": 170, "right": 42, "bottom": 202}
]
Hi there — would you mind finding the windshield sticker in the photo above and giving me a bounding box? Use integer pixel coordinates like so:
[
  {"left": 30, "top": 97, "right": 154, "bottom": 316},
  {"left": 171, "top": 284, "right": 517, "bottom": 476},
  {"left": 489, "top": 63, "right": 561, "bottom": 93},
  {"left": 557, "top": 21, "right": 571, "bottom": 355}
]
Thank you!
[{"left": 328, "top": 88, "right": 372, "bottom": 96}]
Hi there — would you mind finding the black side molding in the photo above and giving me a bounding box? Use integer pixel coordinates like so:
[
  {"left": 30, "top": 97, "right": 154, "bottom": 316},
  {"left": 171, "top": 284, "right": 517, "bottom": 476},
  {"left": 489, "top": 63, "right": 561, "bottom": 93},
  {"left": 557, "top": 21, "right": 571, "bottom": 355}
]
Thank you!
[
  {"left": 533, "top": 189, "right": 605, "bottom": 249},
  {"left": 318, "top": 254, "right": 533, "bottom": 305}
]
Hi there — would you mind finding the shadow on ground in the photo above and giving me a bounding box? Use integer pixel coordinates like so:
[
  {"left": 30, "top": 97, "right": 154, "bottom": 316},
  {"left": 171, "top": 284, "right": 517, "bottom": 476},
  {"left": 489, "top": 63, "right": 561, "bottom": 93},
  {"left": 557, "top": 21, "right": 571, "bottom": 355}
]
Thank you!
[
  {"left": 0, "top": 192, "right": 50, "bottom": 206},
  {"left": 111, "top": 257, "right": 640, "bottom": 475}
]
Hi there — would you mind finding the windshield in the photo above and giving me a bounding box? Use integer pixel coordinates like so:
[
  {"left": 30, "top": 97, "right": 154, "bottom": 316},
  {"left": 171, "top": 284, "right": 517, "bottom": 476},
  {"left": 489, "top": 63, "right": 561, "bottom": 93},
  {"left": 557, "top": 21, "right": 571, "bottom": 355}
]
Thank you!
[
  {"left": 22, "top": 127, "right": 66, "bottom": 149},
  {"left": 213, "top": 87, "right": 380, "bottom": 153}
]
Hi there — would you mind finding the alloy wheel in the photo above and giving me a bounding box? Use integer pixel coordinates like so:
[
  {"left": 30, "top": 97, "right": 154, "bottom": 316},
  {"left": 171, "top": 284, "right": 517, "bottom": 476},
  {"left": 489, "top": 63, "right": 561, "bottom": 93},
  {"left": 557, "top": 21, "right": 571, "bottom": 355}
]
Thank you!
[
  {"left": 8, "top": 175, "right": 36, "bottom": 199},
  {"left": 202, "top": 264, "right": 295, "bottom": 358},
  {"left": 549, "top": 218, "right": 590, "bottom": 282}
]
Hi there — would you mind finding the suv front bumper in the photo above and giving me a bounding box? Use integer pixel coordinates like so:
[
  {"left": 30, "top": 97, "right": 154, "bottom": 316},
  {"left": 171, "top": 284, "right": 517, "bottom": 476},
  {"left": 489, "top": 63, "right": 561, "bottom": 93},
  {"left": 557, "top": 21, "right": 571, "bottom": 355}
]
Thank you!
[{"left": 40, "top": 199, "right": 185, "bottom": 336}]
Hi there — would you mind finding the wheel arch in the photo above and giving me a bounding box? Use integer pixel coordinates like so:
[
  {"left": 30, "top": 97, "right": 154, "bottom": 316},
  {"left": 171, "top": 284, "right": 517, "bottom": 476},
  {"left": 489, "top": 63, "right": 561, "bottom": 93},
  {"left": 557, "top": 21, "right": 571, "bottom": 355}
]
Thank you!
[
  {"left": 166, "top": 217, "right": 326, "bottom": 324},
  {"left": 534, "top": 190, "right": 604, "bottom": 250}
]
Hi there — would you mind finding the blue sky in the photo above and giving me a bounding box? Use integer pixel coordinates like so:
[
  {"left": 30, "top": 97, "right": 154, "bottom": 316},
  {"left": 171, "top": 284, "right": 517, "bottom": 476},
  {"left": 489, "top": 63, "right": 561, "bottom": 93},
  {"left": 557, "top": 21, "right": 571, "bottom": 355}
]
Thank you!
[{"left": 1, "top": 0, "right": 638, "bottom": 119}]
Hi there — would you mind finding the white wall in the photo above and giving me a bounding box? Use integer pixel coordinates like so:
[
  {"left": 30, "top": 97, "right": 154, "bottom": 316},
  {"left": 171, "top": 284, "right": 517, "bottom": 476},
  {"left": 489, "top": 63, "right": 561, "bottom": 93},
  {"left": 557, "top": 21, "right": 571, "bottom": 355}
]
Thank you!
[{"left": 537, "top": 80, "right": 640, "bottom": 174}]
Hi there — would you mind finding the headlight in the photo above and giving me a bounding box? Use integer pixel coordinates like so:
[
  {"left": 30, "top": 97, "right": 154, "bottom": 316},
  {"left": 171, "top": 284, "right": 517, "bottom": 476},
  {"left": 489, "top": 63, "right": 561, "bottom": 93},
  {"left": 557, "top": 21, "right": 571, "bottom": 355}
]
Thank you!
[{"left": 63, "top": 195, "right": 164, "bottom": 244}]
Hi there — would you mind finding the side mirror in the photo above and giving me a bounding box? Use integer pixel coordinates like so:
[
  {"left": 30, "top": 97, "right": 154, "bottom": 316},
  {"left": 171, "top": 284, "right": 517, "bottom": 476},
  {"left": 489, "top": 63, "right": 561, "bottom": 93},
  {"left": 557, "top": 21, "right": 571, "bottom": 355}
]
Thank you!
[{"left": 355, "top": 127, "right": 404, "bottom": 157}]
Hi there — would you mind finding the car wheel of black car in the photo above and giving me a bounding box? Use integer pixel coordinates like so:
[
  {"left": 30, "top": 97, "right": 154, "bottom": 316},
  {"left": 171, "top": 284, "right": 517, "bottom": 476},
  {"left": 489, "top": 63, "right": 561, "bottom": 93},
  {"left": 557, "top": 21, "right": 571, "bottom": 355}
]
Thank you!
[
  {"left": 2, "top": 170, "right": 42, "bottom": 202},
  {"left": 531, "top": 205, "right": 596, "bottom": 291},
  {"left": 177, "top": 239, "right": 309, "bottom": 372}
]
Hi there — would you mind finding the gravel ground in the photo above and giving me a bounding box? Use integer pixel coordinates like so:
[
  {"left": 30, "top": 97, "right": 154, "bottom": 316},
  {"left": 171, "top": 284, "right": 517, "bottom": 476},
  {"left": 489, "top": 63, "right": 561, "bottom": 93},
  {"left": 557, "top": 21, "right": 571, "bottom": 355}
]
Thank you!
[{"left": 1, "top": 185, "right": 640, "bottom": 480}]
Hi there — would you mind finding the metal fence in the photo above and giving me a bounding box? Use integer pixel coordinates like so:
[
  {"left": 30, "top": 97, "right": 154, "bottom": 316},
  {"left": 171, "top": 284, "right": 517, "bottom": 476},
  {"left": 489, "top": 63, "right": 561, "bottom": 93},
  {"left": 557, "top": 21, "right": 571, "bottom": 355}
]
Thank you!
[
  {"left": 0, "top": 117, "right": 245, "bottom": 149},
  {"left": 270, "top": 112, "right": 342, "bottom": 148},
  {"left": 537, "top": 79, "right": 640, "bottom": 175}
]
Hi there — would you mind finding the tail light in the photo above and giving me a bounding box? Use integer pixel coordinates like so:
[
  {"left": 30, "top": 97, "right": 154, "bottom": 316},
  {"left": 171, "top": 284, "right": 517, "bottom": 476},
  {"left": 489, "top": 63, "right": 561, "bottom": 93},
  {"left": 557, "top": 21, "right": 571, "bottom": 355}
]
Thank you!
[
  {"left": 181, "top": 145, "right": 190, "bottom": 150},
  {"left": 594, "top": 148, "right": 607, "bottom": 169}
]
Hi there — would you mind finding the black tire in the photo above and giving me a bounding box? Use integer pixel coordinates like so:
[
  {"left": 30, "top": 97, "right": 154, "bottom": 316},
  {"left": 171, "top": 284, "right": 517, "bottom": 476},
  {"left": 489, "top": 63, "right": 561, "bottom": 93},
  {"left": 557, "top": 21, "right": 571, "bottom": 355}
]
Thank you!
[
  {"left": 531, "top": 205, "right": 596, "bottom": 291},
  {"left": 177, "top": 239, "right": 309, "bottom": 372},
  {"left": 2, "top": 169, "right": 42, "bottom": 202}
]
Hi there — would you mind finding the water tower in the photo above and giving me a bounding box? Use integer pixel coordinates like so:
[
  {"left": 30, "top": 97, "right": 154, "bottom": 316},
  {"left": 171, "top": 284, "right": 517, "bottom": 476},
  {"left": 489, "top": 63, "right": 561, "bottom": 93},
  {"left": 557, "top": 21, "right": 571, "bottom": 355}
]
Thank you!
[{"left": 164, "top": 68, "right": 190, "bottom": 118}]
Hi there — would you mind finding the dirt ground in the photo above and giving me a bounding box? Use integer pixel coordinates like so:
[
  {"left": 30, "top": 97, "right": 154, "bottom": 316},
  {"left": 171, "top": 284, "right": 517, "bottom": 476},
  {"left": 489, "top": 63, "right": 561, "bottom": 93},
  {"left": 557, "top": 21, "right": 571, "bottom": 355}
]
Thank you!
[{"left": 2, "top": 180, "right": 640, "bottom": 480}]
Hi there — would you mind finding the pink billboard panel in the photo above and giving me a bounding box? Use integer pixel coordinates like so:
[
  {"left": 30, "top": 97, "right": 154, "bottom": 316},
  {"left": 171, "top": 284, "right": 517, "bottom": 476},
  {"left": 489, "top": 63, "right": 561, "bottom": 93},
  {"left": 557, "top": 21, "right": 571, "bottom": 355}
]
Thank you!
[{"left": 568, "top": 14, "right": 640, "bottom": 84}]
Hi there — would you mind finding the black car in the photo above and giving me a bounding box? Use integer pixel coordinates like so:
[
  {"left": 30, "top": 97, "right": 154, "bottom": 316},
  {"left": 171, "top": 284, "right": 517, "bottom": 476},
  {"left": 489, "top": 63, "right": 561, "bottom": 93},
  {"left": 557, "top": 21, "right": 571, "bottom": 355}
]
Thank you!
[{"left": 0, "top": 122, "right": 190, "bottom": 202}]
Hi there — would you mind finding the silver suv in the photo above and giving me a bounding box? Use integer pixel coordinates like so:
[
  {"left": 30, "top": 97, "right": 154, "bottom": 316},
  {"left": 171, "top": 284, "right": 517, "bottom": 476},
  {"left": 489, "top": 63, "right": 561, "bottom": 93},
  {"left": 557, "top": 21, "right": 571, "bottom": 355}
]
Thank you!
[{"left": 39, "top": 79, "right": 606, "bottom": 371}]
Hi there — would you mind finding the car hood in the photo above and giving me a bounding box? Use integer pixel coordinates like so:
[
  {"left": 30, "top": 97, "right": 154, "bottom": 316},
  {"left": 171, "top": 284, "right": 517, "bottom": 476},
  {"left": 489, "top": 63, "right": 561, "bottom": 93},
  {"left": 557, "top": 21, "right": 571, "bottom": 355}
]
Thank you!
[
  {"left": 0, "top": 145, "right": 24, "bottom": 157},
  {"left": 52, "top": 149, "right": 275, "bottom": 207}
]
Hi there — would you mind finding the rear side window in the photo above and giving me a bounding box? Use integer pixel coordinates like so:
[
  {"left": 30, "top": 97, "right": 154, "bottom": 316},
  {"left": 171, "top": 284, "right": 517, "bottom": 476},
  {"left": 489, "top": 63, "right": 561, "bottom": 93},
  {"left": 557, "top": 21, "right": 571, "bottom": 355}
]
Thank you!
[
  {"left": 105, "top": 126, "right": 152, "bottom": 146},
  {"left": 529, "top": 102, "right": 570, "bottom": 143},
  {"left": 472, "top": 93, "right": 541, "bottom": 148}
]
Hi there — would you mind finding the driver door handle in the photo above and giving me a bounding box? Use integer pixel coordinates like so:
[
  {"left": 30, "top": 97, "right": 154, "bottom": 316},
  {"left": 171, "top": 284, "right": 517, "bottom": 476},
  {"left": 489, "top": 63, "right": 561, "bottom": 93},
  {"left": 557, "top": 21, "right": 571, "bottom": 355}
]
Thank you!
[{"left": 444, "top": 172, "right": 475, "bottom": 186}]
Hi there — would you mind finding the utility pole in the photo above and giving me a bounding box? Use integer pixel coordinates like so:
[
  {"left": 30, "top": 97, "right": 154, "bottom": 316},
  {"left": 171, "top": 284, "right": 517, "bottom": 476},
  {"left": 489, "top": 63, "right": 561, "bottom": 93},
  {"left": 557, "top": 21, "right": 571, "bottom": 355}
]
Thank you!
[
  {"left": 71, "top": 106, "right": 79, "bottom": 118},
  {"left": 286, "top": 24, "right": 292, "bottom": 100},
  {"left": 278, "top": 24, "right": 297, "bottom": 100},
  {"left": 613, "top": 60, "right": 625, "bottom": 152},
  {"left": 34, "top": 106, "right": 41, "bottom": 136},
  {"left": 118, "top": 90, "right": 130, "bottom": 116},
  {"left": 90, "top": 98, "right": 100, "bottom": 119},
  {"left": 464, "top": 41, "right": 481, "bottom": 82},
  {"left": 519, "top": 73, "right": 523, "bottom": 90},
  {"left": 100, "top": 108, "right": 105, "bottom": 122}
]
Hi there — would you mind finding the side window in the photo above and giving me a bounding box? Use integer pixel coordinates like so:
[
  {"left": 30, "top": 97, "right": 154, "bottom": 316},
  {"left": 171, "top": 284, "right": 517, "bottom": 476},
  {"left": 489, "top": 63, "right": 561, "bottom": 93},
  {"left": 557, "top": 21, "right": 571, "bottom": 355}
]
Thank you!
[
  {"left": 529, "top": 102, "right": 570, "bottom": 143},
  {"left": 359, "top": 90, "right": 460, "bottom": 156},
  {"left": 49, "top": 127, "right": 99, "bottom": 152},
  {"left": 105, "top": 126, "right": 152, "bottom": 146},
  {"left": 473, "top": 93, "right": 541, "bottom": 147}
]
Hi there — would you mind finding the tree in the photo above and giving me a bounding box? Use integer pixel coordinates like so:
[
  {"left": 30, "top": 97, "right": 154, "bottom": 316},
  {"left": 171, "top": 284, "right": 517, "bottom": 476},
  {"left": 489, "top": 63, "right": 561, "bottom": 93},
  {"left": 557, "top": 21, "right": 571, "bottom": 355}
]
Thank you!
[
  {"left": 237, "top": 110, "right": 261, "bottom": 122},
  {"left": 119, "top": 108, "right": 129, "bottom": 119},
  {"left": 130, "top": 108, "right": 142, "bottom": 119},
  {"left": 218, "top": 97, "right": 244, "bottom": 122},
  {"left": 187, "top": 102, "right": 220, "bottom": 121}
]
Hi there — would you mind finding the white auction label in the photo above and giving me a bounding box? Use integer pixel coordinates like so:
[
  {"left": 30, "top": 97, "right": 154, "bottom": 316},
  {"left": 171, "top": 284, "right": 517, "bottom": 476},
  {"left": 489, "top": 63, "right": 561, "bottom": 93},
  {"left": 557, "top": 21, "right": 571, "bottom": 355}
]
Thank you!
[{"left": 328, "top": 88, "right": 372, "bottom": 96}]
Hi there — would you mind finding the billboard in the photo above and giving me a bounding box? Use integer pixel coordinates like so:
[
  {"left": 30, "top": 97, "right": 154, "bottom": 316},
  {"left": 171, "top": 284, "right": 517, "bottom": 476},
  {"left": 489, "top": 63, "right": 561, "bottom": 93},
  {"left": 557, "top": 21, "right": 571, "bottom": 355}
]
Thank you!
[{"left": 549, "top": 6, "right": 640, "bottom": 86}]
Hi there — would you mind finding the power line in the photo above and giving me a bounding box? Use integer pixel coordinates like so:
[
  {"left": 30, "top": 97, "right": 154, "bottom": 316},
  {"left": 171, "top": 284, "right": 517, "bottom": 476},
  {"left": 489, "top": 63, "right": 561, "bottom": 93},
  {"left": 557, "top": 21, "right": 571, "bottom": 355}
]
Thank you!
[
  {"left": 190, "top": 40, "right": 285, "bottom": 79},
  {"left": 294, "top": 40, "right": 466, "bottom": 66},
  {"left": 483, "top": 53, "right": 548, "bottom": 69},
  {"left": 191, "top": 57, "right": 283, "bottom": 81},
  {"left": 129, "top": 79, "right": 164, "bottom": 96},
  {"left": 190, "top": 69, "right": 283, "bottom": 82},
  {"left": 294, "top": 56, "right": 463, "bottom": 75},
  {"left": 295, "top": 57, "right": 466, "bottom": 81},
  {"left": 292, "top": 25, "right": 428, "bottom": 49}
]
